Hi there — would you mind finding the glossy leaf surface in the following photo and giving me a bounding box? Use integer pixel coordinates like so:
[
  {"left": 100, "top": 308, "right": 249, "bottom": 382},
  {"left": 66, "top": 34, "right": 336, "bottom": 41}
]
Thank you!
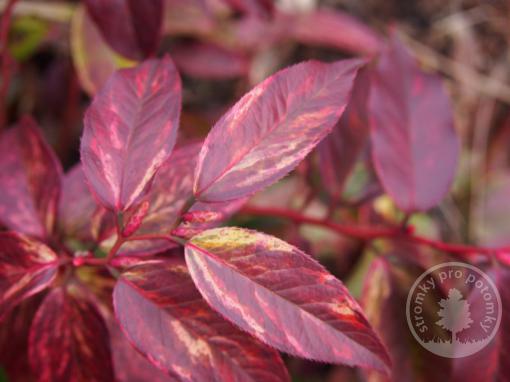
[
  {"left": 81, "top": 57, "right": 181, "bottom": 211},
  {"left": 369, "top": 36, "right": 459, "bottom": 212},
  {"left": 29, "top": 287, "right": 114, "bottom": 381},
  {"left": 185, "top": 227, "right": 391, "bottom": 372},
  {"left": 0, "top": 117, "right": 62, "bottom": 238},
  {"left": 84, "top": 0, "right": 162, "bottom": 60},
  {"left": 318, "top": 67, "right": 371, "bottom": 198},
  {"left": 0, "top": 233, "right": 58, "bottom": 320},
  {"left": 193, "top": 59, "right": 363, "bottom": 202},
  {"left": 113, "top": 258, "right": 289, "bottom": 382}
]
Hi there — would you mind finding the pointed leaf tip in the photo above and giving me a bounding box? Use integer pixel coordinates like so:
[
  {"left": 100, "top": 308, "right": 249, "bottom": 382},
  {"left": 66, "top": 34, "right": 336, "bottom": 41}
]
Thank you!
[
  {"left": 80, "top": 56, "right": 182, "bottom": 212},
  {"left": 185, "top": 227, "right": 391, "bottom": 373},
  {"left": 193, "top": 59, "right": 365, "bottom": 203}
]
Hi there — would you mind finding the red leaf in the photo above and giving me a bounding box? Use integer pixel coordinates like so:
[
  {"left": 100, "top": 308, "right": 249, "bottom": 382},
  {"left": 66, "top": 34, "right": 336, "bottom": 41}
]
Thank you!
[
  {"left": 176, "top": 197, "right": 249, "bottom": 237},
  {"left": 286, "top": 9, "right": 382, "bottom": 57},
  {"left": 0, "top": 295, "right": 43, "bottom": 381},
  {"left": 122, "top": 200, "right": 150, "bottom": 237},
  {"left": 318, "top": 67, "right": 371, "bottom": 199},
  {"left": 70, "top": 4, "right": 137, "bottom": 96},
  {"left": 185, "top": 227, "right": 391, "bottom": 373},
  {"left": 193, "top": 59, "right": 363, "bottom": 202},
  {"left": 58, "top": 164, "right": 114, "bottom": 243},
  {"left": 369, "top": 36, "right": 460, "bottom": 212},
  {"left": 81, "top": 57, "right": 181, "bottom": 211},
  {"left": 182, "top": 211, "right": 225, "bottom": 224},
  {"left": 29, "top": 287, "right": 114, "bottom": 381},
  {"left": 84, "top": 0, "right": 162, "bottom": 60},
  {"left": 112, "top": 143, "right": 198, "bottom": 256},
  {"left": 109, "top": 319, "right": 177, "bottom": 382},
  {"left": 115, "top": 143, "right": 247, "bottom": 256},
  {"left": 0, "top": 117, "right": 62, "bottom": 238},
  {"left": 113, "top": 258, "right": 289, "bottom": 381},
  {"left": 0, "top": 233, "right": 58, "bottom": 320},
  {"left": 172, "top": 42, "right": 250, "bottom": 79}
]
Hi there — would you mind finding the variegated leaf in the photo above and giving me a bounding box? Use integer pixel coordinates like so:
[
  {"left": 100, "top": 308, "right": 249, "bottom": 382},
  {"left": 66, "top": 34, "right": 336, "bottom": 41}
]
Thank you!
[
  {"left": 0, "top": 233, "right": 59, "bottom": 320},
  {"left": 29, "top": 287, "right": 114, "bottom": 381},
  {"left": 185, "top": 227, "right": 391, "bottom": 373},
  {"left": 113, "top": 258, "right": 289, "bottom": 382},
  {"left": 193, "top": 59, "right": 363, "bottom": 202},
  {"left": 0, "top": 117, "right": 62, "bottom": 238},
  {"left": 81, "top": 57, "right": 181, "bottom": 211}
]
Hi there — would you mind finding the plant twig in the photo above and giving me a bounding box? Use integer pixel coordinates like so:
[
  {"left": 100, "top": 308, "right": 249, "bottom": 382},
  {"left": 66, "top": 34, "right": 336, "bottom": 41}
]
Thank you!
[
  {"left": 128, "top": 233, "right": 187, "bottom": 246},
  {"left": 240, "top": 206, "right": 506, "bottom": 257}
]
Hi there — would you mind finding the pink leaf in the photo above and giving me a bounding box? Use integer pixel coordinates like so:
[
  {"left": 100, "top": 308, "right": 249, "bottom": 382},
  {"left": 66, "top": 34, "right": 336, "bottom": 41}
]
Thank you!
[
  {"left": 193, "top": 59, "right": 363, "bottom": 202},
  {"left": 113, "top": 143, "right": 198, "bottom": 256},
  {"left": 115, "top": 142, "right": 247, "bottom": 256},
  {"left": 369, "top": 36, "right": 460, "bottom": 212},
  {"left": 0, "top": 233, "right": 58, "bottom": 320},
  {"left": 81, "top": 57, "right": 182, "bottom": 211},
  {"left": 0, "top": 117, "right": 62, "bottom": 238},
  {"left": 182, "top": 211, "right": 225, "bottom": 224},
  {"left": 109, "top": 319, "right": 177, "bottom": 382},
  {"left": 170, "top": 195, "right": 248, "bottom": 240},
  {"left": 29, "top": 287, "right": 114, "bottom": 381},
  {"left": 113, "top": 258, "right": 289, "bottom": 381},
  {"left": 122, "top": 200, "right": 150, "bottom": 237},
  {"left": 84, "top": 0, "right": 163, "bottom": 59},
  {"left": 185, "top": 227, "right": 391, "bottom": 373}
]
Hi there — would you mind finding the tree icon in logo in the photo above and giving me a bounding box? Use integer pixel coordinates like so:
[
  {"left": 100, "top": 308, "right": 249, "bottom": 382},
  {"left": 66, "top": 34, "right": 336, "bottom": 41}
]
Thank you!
[{"left": 436, "top": 288, "right": 474, "bottom": 343}]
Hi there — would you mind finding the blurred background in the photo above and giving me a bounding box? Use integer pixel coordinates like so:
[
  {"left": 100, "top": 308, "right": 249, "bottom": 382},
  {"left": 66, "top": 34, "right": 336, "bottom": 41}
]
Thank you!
[{"left": 1, "top": 0, "right": 510, "bottom": 381}]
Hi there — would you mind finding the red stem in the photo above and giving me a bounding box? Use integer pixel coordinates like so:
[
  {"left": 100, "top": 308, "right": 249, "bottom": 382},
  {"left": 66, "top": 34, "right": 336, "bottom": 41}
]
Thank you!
[
  {"left": 128, "top": 233, "right": 186, "bottom": 246},
  {"left": 240, "top": 206, "right": 506, "bottom": 257},
  {"left": 0, "top": 0, "right": 18, "bottom": 129},
  {"left": 77, "top": 234, "right": 183, "bottom": 267}
]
